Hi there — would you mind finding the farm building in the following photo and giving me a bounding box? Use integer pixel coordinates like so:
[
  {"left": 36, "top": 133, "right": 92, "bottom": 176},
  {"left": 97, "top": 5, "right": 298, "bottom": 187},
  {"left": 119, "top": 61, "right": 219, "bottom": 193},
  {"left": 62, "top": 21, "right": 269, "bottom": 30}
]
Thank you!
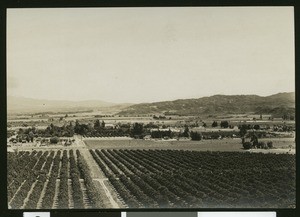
[
  {"left": 105, "top": 123, "right": 115, "bottom": 129},
  {"left": 143, "top": 135, "right": 152, "bottom": 140},
  {"left": 150, "top": 127, "right": 181, "bottom": 133}
]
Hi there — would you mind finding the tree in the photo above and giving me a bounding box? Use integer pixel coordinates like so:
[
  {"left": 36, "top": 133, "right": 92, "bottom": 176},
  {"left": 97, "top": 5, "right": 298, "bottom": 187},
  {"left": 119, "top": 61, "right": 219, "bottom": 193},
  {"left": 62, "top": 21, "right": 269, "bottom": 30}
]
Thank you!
[
  {"left": 131, "top": 123, "right": 144, "bottom": 138},
  {"left": 50, "top": 123, "right": 54, "bottom": 129},
  {"left": 74, "top": 122, "right": 89, "bottom": 135},
  {"left": 144, "top": 122, "right": 159, "bottom": 129},
  {"left": 28, "top": 131, "right": 34, "bottom": 142},
  {"left": 239, "top": 124, "right": 248, "bottom": 137},
  {"left": 257, "top": 141, "right": 267, "bottom": 149},
  {"left": 151, "top": 129, "right": 173, "bottom": 139},
  {"left": 74, "top": 120, "right": 80, "bottom": 134},
  {"left": 267, "top": 141, "right": 273, "bottom": 148},
  {"left": 50, "top": 137, "right": 59, "bottom": 144},
  {"left": 212, "top": 121, "right": 218, "bottom": 128},
  {"left": 101, "top": 120, "right": 105, "bottom": 128},
  {"left": 190, "top": 131, "right": 202, "bottom": 141},
  {"left": 202, "top": 122, "right": 207, "bottom": 128},
  {"left": 250, "top": 134, "right": 258, "bottom": 147},
  {"left": 94, "top": 120, "right": 101, "bottom": 129},
  {"left": 243, "top": 142, "right": 252, "bottom": 149},
  {"left": 253, "top": 124, "right": 260, "bottom": 130},
  {"left": 182, "top": 125, "right": 190, "bottom": 137},
  {"left": 220, "top": 121, "right": 229, "bottom": 128}
]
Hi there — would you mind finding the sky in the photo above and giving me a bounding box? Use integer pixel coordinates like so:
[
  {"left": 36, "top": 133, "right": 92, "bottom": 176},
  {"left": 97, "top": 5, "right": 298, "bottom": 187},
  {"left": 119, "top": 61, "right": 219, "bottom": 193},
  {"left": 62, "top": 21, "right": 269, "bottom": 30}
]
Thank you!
[{"left": 7, "top": 7, "right": 295, "bottom": 104}]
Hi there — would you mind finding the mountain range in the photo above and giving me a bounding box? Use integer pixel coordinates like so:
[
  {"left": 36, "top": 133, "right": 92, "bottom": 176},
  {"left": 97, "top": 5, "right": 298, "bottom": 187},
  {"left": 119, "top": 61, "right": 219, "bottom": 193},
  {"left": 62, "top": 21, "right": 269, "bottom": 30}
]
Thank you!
[
  {"left": 8, "top": 92, "right": 295, "bottom": 117},
  {"left": 117, "top": 92, "right": 295, "bottom": 117}
]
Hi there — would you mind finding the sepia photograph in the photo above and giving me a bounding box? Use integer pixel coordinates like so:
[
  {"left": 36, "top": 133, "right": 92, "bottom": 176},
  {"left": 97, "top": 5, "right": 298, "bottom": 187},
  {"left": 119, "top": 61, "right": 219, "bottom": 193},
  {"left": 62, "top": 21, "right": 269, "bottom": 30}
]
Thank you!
[{"left": 7, "top": 7, "right": 295, "bottom": 209}]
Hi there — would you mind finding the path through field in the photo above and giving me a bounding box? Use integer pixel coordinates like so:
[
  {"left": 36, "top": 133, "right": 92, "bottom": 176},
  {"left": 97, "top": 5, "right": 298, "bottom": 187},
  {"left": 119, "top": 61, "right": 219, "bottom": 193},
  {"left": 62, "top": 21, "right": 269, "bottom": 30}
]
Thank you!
[
  {"left": 95, "top": 178, "right": 119, "bottom": 208},
  {"left": 76, "top": 138, "right": 121, "bottom": 208},
  {"left": 80, "top": 148, "right": 103, "bottom": 179}
]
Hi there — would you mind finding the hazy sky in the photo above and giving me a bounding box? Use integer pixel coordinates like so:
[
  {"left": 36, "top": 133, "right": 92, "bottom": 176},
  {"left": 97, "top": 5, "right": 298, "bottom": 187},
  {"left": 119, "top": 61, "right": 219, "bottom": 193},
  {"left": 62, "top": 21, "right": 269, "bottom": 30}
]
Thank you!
[
  {"left": 198, "top": 212, "right": 276, "bottom": 217},
  {"left": 7, "top": 7, "right": 294, "bottom": 103}
]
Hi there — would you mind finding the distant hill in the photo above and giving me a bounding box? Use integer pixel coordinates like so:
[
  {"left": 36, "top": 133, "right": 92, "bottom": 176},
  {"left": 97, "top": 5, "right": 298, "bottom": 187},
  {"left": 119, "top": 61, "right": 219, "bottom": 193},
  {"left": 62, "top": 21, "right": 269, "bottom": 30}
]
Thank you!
[
  {"left": 7, "top": 96, "right": 129, "bottom": 114},
  {"left": 117, "top": 92, "right": 295, "bottom": 117},
  {"left": 8, "top": 93, "right": 295, "bottom": 117}
]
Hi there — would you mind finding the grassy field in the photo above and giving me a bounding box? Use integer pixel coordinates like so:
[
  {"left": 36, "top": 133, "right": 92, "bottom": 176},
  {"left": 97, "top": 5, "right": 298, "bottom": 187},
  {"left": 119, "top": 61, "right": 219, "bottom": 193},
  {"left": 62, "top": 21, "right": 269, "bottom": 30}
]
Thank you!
[{"left": 84, "top": 138, "right": 295, "bottom": 152}]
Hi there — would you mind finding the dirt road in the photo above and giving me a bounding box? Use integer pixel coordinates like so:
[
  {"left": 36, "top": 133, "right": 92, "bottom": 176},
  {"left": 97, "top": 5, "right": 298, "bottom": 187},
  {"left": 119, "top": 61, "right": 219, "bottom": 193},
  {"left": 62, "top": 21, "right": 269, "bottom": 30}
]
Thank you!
[{"left": 76, "top": 138, "right": 121, "bottom": 208}]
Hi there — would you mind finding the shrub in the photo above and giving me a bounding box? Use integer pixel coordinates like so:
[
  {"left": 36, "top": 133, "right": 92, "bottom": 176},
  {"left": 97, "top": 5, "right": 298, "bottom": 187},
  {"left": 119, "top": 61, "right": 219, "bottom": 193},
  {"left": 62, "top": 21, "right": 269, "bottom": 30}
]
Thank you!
[
  {"left": 253, "top": 124, "right": 260, "bottom": 130},
  {"left": 50, "top": 136, "right": 59, "bottom": 144},
  {"left": 267, "top": 141, "right": 273, "bottom": 149},
  {"left": 257, "top": 142, "right": 267, "bottom": 149},
  {"left": 243, "top": 142, "right": 252, "bottom": 149},
  {"left": 220, "top": 121, "right": 229, "bottom": 128},
  {"left": 212, "top": 121, "right": 218, "bottom": 128},
  {"left": 190, "top": 131, "right": 202, "bottom": 141}
]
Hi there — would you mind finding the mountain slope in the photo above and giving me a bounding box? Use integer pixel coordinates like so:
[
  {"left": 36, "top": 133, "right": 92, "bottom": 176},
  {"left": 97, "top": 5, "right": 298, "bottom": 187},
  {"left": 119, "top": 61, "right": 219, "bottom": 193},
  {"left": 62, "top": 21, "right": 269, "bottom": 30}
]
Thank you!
[{"left": 117, "top": 92, "right": 295, "bottom": 117}]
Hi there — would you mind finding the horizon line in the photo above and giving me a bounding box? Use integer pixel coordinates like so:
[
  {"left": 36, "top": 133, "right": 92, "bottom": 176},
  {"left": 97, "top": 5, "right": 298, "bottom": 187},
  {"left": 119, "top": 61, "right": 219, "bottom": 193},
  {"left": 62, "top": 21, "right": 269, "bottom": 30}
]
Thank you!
[{"left": 7, "top": 91, "right": 294, "bottom": 105}]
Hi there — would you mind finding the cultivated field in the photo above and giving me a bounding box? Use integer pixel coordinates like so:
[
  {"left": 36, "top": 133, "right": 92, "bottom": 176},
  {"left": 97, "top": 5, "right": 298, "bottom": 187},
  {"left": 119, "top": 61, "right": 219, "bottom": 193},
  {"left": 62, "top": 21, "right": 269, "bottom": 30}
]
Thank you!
[
  {"left": 7, "top": 149, "right": 106, "bottom": 209},
  {"left": 89, "top": 149, "right": 295, "bottom": 208},
  {"left": 7, "top": 137, "right": 296, "bottom": 209},
  {"left": 84, "top": 138, "right": 295, "bottom": 152}
]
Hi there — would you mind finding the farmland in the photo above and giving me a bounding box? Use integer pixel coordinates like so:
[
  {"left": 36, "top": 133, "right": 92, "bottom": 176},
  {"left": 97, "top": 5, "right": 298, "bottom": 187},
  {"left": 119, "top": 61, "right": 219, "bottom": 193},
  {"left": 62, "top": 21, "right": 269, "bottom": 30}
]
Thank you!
[
  {"left": 90, "top": 149, "right": 295, "bottom": 208},
  {"left": 84, "top": 138, "right": 295, "bottom": 152},
  {"left": 6, "top": 5, "right": 296, "bottom": 211},
  {"left": 6, "top": 95, "right": 296, "bottom": 209},
  {"left": 8, "top": 146, "right": 295, "bottom": 209},
  {"left": 7, "top": 149, "right": 105, "bottom": 209},
  {"left": 7, "top": 137, "right": 295, "bottom": 209}
]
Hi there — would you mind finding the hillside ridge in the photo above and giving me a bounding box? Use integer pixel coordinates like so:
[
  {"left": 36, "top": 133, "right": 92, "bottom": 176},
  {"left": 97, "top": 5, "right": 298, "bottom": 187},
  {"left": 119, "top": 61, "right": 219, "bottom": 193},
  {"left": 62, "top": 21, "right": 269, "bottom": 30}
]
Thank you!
[{"left": 117, "top": 92, "right": 295, "bottom": 117}]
